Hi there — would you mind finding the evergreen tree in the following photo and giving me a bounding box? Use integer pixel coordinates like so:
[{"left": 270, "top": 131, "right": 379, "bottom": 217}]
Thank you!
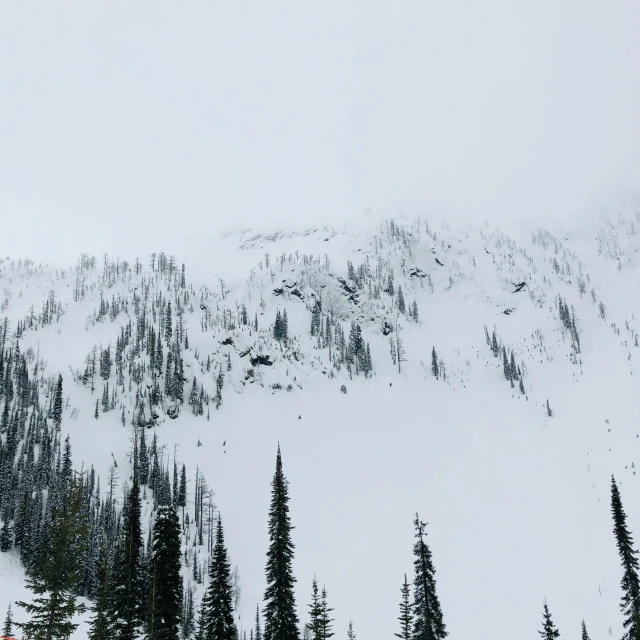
[
  {"left": 87, "top": 547, "right": 114, "bottom": 640},
  {"left": 2, "top": 602, "right": 15, "bottom": 638},
  {"left": 147, "top": 505, "right": 182, "bottom": 640},
  {"left": 318, "top": 586, "right": 334, "bottom": 640},
  {"left": 263, "top": 446, "right": 300, "bottom": 640},
  {"left": 198, "top": 515, "right": 237, "bottom": 640},
  {"left": 52, "top": 374, "right": 63, "bottom": 428},
  {"left": 538, "top": 602, "right": 560, "bottom": 640},
  {"left": 611, "top": 475, "right": 640, "bottom": 640},
  {"left": 580, "top": 620, "right": 590, "bottom": 640},
  {"left": 15, "top": 478, "right": 88, "bottom": 640},
  {"left": 111, "top": 480, "right": 145, "bottom": 640},
  {"left": 397, "top": 287, "right": 406, "bottom": 313},
  {"left": 412, "top": 514, "right": 446, "bottom": 640},
  {"left": 431, "top": 348, "right": 439, "bottom": 378},
  {"left": 255, "top": 604, "right": 263, "bottom": 640},
  {"left": 0, "top": 508, "right": 12, "bottom": 552},
  {"left": 306, "top": 578, "right": 322, "bottom": 640},
  {"left": 395, "top": 574, "right": 412, "bottom": 640},
  {"left": 346, "top": 621, "right": 355, "bottom": 640}
]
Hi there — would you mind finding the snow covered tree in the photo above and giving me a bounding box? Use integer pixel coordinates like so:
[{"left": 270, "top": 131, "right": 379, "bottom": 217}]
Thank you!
[
  {"left": 198, "top": 515, "right": 237, "bottom": 640},
  {"left": 15, "top": 477, "right": 88, "bottom": 640},
  {"left": 52, "top": 374, "right": 63, "bottom": 428},
  {"left": 538, "top": 602, "right": 560, "bottom": 640},
  {"left": 263, "top": 446, "right": 300, "bottom": 640},
  {"left": 397, "top": 286, "right": 406, "bottom": 313},
  {"left": 255, "top": 604, "right": 263, "bottom": 640},
  {"left": 147, "top": 505, "right": 182, "bottom": 640},
  {"left": 110, "top": 479, "right": 145, "bottom": 640},
  {"left": 611, "top": 475, "right": 640, "bottom": 640},
  {"left": 395, "top": 574, "right": 412, "bottom": 640},
  {"left": 412, "top": 514, "right": 446, "bottom": 640}
]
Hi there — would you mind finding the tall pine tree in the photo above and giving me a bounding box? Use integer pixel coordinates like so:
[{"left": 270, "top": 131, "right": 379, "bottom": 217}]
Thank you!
[
  {"left": 611, "top": 475, "right": 640, "bottom": 640},
  {"left": 147, "top": 505, "right": 182, "bottom": 640},
  {"left": 263, "top": 445, "right": 300, "bottom": 640},
  {"left": 412, "top": 514, "right": 446, "bottom": 640},
  {"left": 538, "top": 602, "right": 560, "bottom": 640},
  {"left": 198, "top": 515, "right": 237, "bottom": 640},
  {"left": 395, "top": 574, "right": 413, "bottom": 640}
]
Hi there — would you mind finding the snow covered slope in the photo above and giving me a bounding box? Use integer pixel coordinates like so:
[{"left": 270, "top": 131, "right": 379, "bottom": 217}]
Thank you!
[{"left": 2, "top": 209, "right": 640, "bottom": 638}]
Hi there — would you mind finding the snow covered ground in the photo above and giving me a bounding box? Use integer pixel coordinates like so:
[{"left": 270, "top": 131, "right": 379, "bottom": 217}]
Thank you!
[{"left": 2, "top": 208, "right": 640, "bottom": 638}]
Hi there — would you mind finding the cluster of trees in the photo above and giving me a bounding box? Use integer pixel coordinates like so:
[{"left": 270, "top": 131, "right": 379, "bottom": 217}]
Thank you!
[
  {"left": 484, "top": 325, "right": 525, "bottom": 394},
  {"left": 558, "top": 296, "right": 581, "bottom": 354}
]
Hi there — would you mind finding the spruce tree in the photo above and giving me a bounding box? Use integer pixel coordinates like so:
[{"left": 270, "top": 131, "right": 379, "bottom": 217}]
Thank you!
[
  {"left": 2, "top": 602, "right": 15, "bottom": 638},
  {"left": 611, "top": 475, "right": 640, "bottom": 640},
  {"left": 255, "top": 604, "right": 263, "bottom": 640},
  {"left": 263, "top": 445, "right": 300, "bottom": 640},
  {"left": 306, "top": 578, "right": 322, "bottom": 640},
  {"left": 52, "top": 374, "right": 63, "bottom": 428},
  {"left": 538, "top": 601, "right": 560, "bottom": 640},
  {"left": 87, "top": 547, "right": 114, "bottom": 640},
  {"left": 15, "top": 477, "right": 88, "bottom": 640},
  {"left": 147, "top": 505, "right": 182, "bottom": 640},
  {"left": 111, "top": 480, "right": 145, "bottom": 640},
  {"left": 198, "top": 515, "right": 237, "bottom": 640},
  {"left": 395, "top": 574, "right": 412, "bottom": 640},
  {"left": 412, "top": 514, "right": 446, "bottom": 640},
  {"left": 580, "top": 620, "right": 590, "bottom": 640},
  {"left": 318, "top": 586, "right": 334, "bottom": 640},
  {"left": 346, "top": 620, "right": 355, "bottom": 640},
  {"left": 431, "top": 348, "right": 439, "bottom": 378}
]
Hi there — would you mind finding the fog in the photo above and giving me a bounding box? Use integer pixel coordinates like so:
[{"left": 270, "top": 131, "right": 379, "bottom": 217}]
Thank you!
[{"left": 1, "top": 0, "right": 639, "bottom": 262}]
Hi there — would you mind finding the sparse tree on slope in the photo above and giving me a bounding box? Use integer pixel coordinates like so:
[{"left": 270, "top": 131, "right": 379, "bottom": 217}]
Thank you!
[
  {"left": 263, "top": 445, "right": 300, "bottom": 640},
  {"left": 611, "top": 475, "right": 640, "bottom": 640},
  {"left": 412, "top": 514, "right": 446, "bottom": 640},
  {"left": 431, "top": 348, "right": 439, "bottom": 378},
  {"left": 306, "top": 577, "right": 322, "bottom": 640},
  {"left": 580, "top": 620, "right": 590, "bottom": 640},
  {"left": 538, "top": 601, "right": 560, "bottom": 640}
]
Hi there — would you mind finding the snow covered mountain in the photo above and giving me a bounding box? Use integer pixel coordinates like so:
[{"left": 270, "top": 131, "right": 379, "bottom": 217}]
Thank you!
[{"left": 2, "top": 208, "right": 640, "bottom": 639}]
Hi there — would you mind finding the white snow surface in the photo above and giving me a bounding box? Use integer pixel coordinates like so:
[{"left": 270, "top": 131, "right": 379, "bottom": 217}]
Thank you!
[{"left": 2, "top": 209, "right": 640, "bottom": 638}]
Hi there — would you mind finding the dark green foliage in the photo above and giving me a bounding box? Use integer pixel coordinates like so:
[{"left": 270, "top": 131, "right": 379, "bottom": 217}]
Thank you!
[
  {"left": 611, "top": 475, "right": 640, "bottom": 640},
  {"left": 538, "top": 602, "right": 560, "bottom": 640},
  {"left": 306, "top": 578, "right": 322, "bottom": 640},
  {"left": 15, "top": 478, "right": 88, "bottom": 640},
  {"left": 319, "top": 586, "right": 334, "bottom": 640},
  {"left": 255, "top": 604, "right": 263, "bottom": 640},
  {"left": 110, "top": 479, "right": 145, "bottom": 640},
  {"left": 395, "top": 574, "right": 412, "bottom": 640},
  {"left": 198, "top": 516, "right": 237, "bottom": 640},
  {"left": 147, "top": 505, "right": 182, "bottom": 640},
  {"left": 263, "top": 446, "right": 300, "bottom": 640},
  {"left": 2, "top": 602, "right": 15, "bottom": 638},
  {"left": 87, "top": 547, "right": 114, "bottom": 640},
  {"left": 412, "top": 514, "right": 446, "bottom": 640}
]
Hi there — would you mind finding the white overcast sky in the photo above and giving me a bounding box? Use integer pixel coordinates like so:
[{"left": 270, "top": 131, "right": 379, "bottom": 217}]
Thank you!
[{"left": 1, "top": 1, "right": 639, "bottom": 261}]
